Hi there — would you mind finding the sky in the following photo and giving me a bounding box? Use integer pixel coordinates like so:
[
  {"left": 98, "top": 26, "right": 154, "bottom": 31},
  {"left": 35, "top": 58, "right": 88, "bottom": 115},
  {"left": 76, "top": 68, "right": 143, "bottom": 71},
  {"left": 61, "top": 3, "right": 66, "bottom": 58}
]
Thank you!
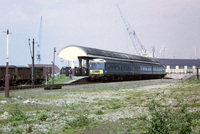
[{"left": 0, "top": 0, "right": 200, "bottom": 68}]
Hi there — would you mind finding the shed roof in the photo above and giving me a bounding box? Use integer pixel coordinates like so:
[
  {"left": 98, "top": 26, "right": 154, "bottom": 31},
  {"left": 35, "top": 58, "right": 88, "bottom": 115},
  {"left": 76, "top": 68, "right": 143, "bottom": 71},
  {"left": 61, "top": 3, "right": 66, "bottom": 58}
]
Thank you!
[
  {"left": 28, "top": 64, "right": 60, "bottom": 73},
  {"left": 158, "top": 58, "right": 200, "bottom": 66},
  {"left": 58, "top": 45, "right": 159, "bottom": 64}
]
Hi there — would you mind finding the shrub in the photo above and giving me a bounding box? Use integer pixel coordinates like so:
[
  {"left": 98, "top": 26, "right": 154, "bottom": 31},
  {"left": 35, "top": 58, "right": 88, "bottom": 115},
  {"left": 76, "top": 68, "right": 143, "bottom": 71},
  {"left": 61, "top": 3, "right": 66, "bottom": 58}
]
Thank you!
[{"left": 146, "top": 100, "right": 200, "bottom": 134}]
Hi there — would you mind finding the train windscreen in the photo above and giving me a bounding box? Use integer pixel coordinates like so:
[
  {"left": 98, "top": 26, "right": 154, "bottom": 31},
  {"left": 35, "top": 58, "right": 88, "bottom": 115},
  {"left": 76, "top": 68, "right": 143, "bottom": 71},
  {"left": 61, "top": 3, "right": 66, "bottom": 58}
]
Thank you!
[{"left": 89, "top": 63, "right": 104, "bottom": 69}]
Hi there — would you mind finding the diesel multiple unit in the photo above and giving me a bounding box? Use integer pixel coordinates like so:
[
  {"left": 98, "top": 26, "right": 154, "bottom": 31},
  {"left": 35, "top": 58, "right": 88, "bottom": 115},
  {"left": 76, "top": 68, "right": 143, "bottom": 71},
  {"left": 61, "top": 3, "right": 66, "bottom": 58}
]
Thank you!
[{"left": 89, "top": 59, "right": 166, "bottom": 81}]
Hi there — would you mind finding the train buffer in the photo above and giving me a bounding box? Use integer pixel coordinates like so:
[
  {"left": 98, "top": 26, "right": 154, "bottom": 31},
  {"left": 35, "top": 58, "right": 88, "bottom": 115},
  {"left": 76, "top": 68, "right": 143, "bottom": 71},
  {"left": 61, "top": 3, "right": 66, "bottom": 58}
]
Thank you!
[{"left": 61, "top": 76, "right": 89, "bottom": 84}]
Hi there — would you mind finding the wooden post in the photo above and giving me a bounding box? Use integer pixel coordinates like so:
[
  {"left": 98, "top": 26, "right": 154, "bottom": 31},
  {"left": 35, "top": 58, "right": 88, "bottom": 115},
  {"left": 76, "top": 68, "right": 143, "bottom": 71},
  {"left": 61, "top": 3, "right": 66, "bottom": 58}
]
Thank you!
[
  {"left": 78, "top": 57, "right": 82, "bottom": 76},
  {"left": 197, "top": 68, "right": 199, "bottom": 80}
]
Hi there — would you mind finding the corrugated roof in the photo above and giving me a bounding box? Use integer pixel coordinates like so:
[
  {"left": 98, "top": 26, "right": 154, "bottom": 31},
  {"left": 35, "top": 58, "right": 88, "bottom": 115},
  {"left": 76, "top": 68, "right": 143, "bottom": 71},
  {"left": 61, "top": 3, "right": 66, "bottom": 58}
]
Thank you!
[
  {"left": 28, "top": 64, "right": 60, "bottom": 73},
  {"left": 158, "top": 58, "right": 200, "bottom": 66},
  {"left": 58, "top": 45, "right": 159, "bottom": 64},
  {"left": 0, "top": 65, "right": 28, "bottom": 68}
]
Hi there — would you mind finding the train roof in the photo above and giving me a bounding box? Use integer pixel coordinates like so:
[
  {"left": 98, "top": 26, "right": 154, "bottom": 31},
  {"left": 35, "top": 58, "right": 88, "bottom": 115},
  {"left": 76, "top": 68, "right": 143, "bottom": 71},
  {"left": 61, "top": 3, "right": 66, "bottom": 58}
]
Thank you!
[{"left": 58, "top": 45, "right": 159, "bottom": 64}]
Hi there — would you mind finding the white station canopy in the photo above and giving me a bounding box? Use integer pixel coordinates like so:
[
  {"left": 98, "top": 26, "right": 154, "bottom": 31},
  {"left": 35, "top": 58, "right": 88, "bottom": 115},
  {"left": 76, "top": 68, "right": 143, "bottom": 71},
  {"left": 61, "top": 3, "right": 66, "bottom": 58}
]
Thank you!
[
  {"left": 58, "top": 45, "right": 87, "bottom": 61},
  {"left": 58, "top": 45, "right": 159, "bottom": 64}
]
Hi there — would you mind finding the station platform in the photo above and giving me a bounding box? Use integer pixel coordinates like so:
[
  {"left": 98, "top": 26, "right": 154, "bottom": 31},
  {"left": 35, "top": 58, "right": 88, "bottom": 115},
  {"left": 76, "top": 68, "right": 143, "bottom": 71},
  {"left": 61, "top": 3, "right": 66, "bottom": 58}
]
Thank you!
[{"left": 60, "top": 76, "right": 89, "bottom": 84}]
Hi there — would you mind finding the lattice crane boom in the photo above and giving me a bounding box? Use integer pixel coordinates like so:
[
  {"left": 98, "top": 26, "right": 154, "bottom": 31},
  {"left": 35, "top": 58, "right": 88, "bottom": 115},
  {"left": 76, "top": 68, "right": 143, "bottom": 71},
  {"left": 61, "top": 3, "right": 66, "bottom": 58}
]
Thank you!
[{"left": 116, "top": 5, "right": 147, "bottom": 56}]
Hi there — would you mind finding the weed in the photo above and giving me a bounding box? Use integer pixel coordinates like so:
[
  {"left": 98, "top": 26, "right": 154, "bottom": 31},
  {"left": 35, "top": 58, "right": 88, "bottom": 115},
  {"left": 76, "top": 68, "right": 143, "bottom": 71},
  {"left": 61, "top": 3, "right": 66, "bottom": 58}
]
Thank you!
[
  {"left": 8, "top": 104, "right": 28, "bottom": 126},
  {"left": 136, "top": 115, "right": 147, "bottom": 121},
  {"left": 9, "top": 127, "right": 25, "bottom": 134},
  {"left": 146, "top": 100, "right": 200, "bottom": 134},
  {"left": 26, "top": 124, "right": 33, "bottom": 133},
  {"left": 59, "top": 112, "right": 66, "bottom": 117},
  {"left": 65, "top": 103, "right": 79, "bottom": 110},
  {"left": 38, "top": 112, "right": 49, "bottom": 121},
  {"left": 65, "top": 113, "right": 96, "bottom": 129},
  {"left": 95, "top": 110, "right": 104, "bottom": 115},
  {"left": 107, "top": 103, "right": 121, "bottom": 109},
  {"left": 127, "top": 124, "right": 138, "bottom": 133}
]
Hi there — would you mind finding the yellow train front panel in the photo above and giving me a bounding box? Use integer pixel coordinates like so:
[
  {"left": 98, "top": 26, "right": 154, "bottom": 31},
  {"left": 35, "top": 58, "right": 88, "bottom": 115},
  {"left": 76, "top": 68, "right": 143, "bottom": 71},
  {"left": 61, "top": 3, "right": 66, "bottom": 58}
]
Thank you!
[{"left": 90, "top": 70, "right": 103, "bottom": 74}]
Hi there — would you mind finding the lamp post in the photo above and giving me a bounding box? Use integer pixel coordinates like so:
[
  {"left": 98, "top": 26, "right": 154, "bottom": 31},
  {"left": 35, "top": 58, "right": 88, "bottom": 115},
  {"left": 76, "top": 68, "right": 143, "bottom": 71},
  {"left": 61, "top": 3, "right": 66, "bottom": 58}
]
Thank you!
[
  {"left": 4, "top": 29, "right": 11, "bottom": 98},
  {"left": 52, "top": 47, "right": 56, "bottom": 85}
]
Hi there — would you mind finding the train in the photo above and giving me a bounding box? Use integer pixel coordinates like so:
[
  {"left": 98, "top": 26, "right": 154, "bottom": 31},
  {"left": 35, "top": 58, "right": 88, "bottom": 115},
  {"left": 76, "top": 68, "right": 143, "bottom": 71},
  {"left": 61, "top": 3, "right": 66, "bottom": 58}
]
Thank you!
[
  {"left": 0, "top": 65, "right": 52, "bottom": 87},
  {"left": 89, "top": 59, "right": 166, "bottom": 81},
  {"left": 60, "top": 66, "right": 88, "bottom": 76}
]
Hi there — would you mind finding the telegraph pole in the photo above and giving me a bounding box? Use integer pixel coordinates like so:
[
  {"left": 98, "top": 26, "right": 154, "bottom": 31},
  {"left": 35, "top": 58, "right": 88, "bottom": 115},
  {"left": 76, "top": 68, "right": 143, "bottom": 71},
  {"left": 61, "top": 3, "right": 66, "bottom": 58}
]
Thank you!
[
  {"left": 28, "top": 39, "right": 35, "bottom": 86},
  {"left": 52, "top": 47, "right": 56, "bottom": 85},
  {"left": 32, "top": 39, "right": 35, "bottom": 85},
  {"left": 3, "top": 29, "right": 11, "bottom": 98}
]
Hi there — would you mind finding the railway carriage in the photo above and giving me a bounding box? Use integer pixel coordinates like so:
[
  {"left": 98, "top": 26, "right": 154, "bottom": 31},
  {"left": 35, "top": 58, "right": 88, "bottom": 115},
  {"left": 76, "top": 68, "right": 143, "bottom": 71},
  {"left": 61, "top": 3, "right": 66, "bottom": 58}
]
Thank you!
[
  {"left": 89, "top": 59, "right": 166, "bottom": 81},
  {"left": 0, "top": 65, "right": 52, "bottom": 86}
]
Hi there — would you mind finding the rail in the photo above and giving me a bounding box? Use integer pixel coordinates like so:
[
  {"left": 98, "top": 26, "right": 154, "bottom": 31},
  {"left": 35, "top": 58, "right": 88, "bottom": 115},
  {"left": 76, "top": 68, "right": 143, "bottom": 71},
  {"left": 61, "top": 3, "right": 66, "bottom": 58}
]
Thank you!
[{"left": 0, "top": 76, "right": 90, "bottom": 91}]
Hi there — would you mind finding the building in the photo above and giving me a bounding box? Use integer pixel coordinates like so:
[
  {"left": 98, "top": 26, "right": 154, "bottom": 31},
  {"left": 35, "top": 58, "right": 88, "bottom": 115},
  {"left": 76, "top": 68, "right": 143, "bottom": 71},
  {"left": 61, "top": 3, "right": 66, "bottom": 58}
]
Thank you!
[{"left": 158, "top": 58, "right": 200, "bottom": 75}]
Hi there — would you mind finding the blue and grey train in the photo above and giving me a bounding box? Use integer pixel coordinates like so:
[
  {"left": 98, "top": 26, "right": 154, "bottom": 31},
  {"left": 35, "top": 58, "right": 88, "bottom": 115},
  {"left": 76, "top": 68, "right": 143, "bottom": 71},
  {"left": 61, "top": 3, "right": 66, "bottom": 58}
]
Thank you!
[{"left": 89, "top": 59, "right": 166, "bottom": 81}]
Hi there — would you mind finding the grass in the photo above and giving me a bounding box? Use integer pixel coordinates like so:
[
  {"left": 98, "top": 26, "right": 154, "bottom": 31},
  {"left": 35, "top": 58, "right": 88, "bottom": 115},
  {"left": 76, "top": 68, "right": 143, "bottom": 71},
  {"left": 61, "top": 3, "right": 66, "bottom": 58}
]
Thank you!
[
  {"left": 47, "top": 74, "right": 71, "bottom": 84},
  {"left": 0, "top": 79, "right": 200, "bottom": 133}
]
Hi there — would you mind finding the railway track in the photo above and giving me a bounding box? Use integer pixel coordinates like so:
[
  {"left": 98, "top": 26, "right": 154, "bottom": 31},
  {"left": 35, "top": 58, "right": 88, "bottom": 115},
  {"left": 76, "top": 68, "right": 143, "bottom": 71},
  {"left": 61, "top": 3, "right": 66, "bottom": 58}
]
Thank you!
[
  {"left": 0, "top": 77, "right": 90, "bottom": 91},
  {"left": 0, "top": 78, "right": 175, "bottom": 91}
]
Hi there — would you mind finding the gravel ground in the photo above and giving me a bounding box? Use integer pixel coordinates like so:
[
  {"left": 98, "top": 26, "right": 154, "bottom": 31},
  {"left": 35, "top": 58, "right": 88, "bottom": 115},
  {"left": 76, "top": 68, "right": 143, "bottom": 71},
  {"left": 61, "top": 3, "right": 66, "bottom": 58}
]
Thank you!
[{"left": 2, "top": 78, "right": 198, "bottom": 133}]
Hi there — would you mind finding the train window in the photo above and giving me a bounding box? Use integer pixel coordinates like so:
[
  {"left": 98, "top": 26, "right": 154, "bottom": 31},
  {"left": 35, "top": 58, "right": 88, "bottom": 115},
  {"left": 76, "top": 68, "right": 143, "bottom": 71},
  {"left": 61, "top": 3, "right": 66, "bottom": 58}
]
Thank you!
[
  {"left": 114, "top": 65, "right": 117, "bottom": 70},
  {"left": 89, "top": 63, "right": 104, "bottom": 69},
  {"left": 111, "top": 66, "right": 113, "bottom": 70},
  {"left": 121, "top": 66, "right": 123, "bottom": 70},
  {"left": 107, "top": 65, "right": 110, "bottom": 70},
  {"left": 118, "top": 66, "right": 120, "bottom": 70}
]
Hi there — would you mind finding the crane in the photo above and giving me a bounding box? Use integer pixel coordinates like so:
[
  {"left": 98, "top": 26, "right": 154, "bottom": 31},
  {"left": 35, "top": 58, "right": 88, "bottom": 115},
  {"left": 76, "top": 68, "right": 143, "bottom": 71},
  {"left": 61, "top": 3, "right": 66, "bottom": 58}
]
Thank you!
[
  {"left": 116, "top": 5, "right": 148, "bottom": 57},
  {"left": 36, "top": 16, "right": 42, "bottom": 63}
]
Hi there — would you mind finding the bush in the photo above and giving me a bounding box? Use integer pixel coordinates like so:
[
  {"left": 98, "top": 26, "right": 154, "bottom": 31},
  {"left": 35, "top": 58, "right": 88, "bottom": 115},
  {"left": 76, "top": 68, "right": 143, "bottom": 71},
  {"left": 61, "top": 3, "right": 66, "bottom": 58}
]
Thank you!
[
  {"left": 146, "top": 100, "right": 200, "bottom": 134},
  {"left": 65, "top": 113, "right": 95, "bottom": 129}
]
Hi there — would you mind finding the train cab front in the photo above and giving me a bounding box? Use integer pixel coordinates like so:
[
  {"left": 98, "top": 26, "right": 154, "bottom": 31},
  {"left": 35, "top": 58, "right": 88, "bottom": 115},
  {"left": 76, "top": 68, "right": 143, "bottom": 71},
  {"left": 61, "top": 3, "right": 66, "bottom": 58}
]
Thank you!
[{"left": 89, "top": 59, "right": 105, "bottom": 81}]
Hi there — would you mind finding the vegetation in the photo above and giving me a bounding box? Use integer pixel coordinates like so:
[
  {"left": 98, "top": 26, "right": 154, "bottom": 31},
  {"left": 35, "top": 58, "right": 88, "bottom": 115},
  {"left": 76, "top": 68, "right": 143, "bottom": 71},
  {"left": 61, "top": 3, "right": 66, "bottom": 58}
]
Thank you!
[
  {"left": 0, "top": 79, "right": 200, "bottom": 133},
  {"left": 8, "top": 104, "right": 28, "bottom": 127},
  {"left": 65, "top": 113, "right": 97, "bottom": 129},
  {"left": 46, "top": 74, "right": 71, "bottom": 84},
  {"left": 146, "top": 100, "right": 200, "bottom": 134}
]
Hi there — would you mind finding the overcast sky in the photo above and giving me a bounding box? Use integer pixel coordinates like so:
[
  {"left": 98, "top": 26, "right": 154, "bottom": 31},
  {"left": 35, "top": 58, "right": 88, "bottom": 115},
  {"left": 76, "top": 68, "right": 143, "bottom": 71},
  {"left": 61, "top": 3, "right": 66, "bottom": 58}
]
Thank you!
[{"left": 0, "top": 0, "right": 200, "bottom": 67}]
